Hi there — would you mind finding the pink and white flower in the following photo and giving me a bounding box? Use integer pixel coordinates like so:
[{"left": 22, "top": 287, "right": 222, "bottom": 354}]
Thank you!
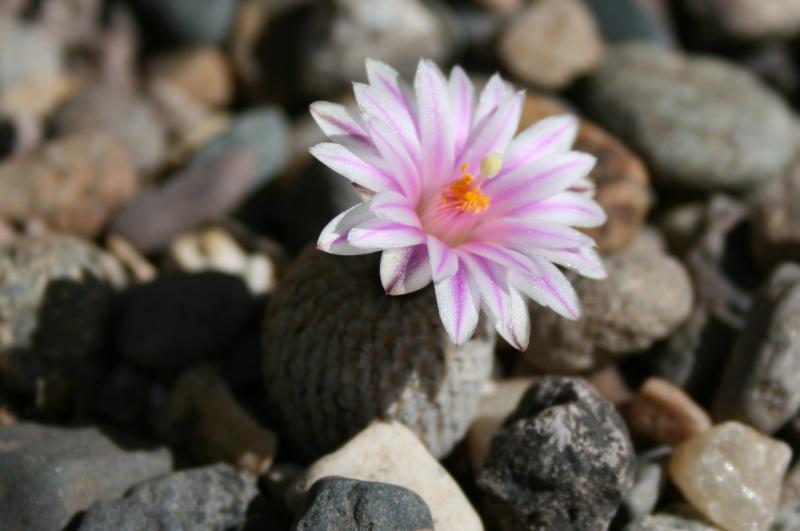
[{"left": 310, "top": 58, "right": 606, "bottom": 350}]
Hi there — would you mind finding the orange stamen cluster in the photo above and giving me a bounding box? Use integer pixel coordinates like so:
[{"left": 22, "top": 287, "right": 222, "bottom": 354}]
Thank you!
[{"left": 441, "top": 163, "right": 490, "bottom": 214}]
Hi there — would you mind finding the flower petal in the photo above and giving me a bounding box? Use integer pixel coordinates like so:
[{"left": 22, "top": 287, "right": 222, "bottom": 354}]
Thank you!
[
  {"left": 318, "top": 203, "right": 377, "bottom": 255},
  {"left": 310, "top": 142, "right": 397, "bottom": 193},
  {"left": 449, "top": 65, "right": 475, "bottom": 156},
  {"left": 511, "top": 258, "right": 581, "bottom": 320},
  {"left": 366, "top": 58, "right": 417, "bottom": 125},
  {"left": 353, "top": 82, "right": 421, "bottom": 168},
  {"left": 380, "top": 245, "right": 431, "bottom": 295},
  {"left": 536, "top": 246, "right": 607, "bottom": 280},
  {"left": 459, "top": 241, "right": 536, "bottom": 276},
  {"left": 369, "top": 190, "right": 421, "bottom": 228},
  {"left": 474, "top": 73, "right": 513, "bottom": 126},
  {"left": 434, "top": 259, "right": 480, "bottom": 345},
  {"left": 310, "top": 101, "right": 371, "bottom": 147},
  {"left": 501, "top": 114, "right": 579, "bottom": 177},
  {"left": 364, "top": 116, "right": 421, "bottom": 202},
  {"left": 415, "top": 59, "right": 455, "bottom": 188},
  {"left": 461, "top": 91, "right": 524, "bottom": 169},
  {"left": 348, "top": 217, "right": 425, "bottom": 249},
  {"left": 427, "top": 235, "right": 459, "bottom": 282},
  {"left": 472, "top": 218, "right": 596, "bottom": 250},
  {"left": 509, "top": 191, "right": 607, "bottom": 228}
]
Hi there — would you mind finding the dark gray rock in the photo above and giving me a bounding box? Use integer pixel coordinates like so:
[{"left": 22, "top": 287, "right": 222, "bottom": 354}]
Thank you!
[
  {"left": 134, "top": 0, "right": 238, "bottom": 44},
  {"left": 0, "top": 234, "right": 126, "bottom": 403},
  {"left": 477, "top": 377, "right": 635, "bottom": 531},
  {"left": 0, "top": 423, "right": 172, "bottom": 531},
  {"left": 586, "top": 44, "right": 797, "bottom": 192},
  {"left": 78, "top": 498, "right": 182, "bottom": 531},
  {"left": 713, "top": 263, "right": 800, "bottom": 433},
  {"left": 116, "top": 272, "right": 258, "bottom": 371},
  {"left": 581, "top": 0, "right": 674, "bottom": 47},
  {"left": 293, "top": 476, "right": 434, "bottom": 531},
  {"left": 293, "top": 476, "right": 433, "bottom": 531},
  {"left": 127, "top": 463, "right": 259, "bottom": 531}
]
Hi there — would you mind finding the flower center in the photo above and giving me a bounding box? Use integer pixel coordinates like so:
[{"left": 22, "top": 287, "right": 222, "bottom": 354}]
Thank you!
[{"left": 441, "top": 164, "right": 490, "bottom": 214}]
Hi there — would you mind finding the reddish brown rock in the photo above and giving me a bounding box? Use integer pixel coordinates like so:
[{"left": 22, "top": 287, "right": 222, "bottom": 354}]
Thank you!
[{"left": 0, "top": 134, "right": 137, "bottom": 237}]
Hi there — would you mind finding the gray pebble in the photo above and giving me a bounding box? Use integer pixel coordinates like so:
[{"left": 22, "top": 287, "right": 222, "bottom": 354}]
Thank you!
[
  {"left": 0, "top": 17, "right": 61, "bottom": 90},
  {"left": 78, "top": 498, "right": 182, "bottom": 531},
  {"left": 134, "top": 0, "right": 238, "bottom": 44},
  {"left": 581, "top": 0, "right": 675, "bottom": 47}
]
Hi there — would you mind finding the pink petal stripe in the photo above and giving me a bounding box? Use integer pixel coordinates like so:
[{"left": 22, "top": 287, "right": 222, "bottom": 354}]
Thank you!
[
  {"left": 318, "top": 203, "right": 377, "bottom": 255},
  {"left": 415, "top": 60, "right": 455, "bottom": 188},
  {"left": 365, "top": 117, "right": 421, "bottom": 203},
  {"left": 536, "top": 246, "right": 607, "bottom": 280},
  {"left": 501, "top": 115, "right": 579, "bottom": 177},
  {"left": 366, "top": 59, "right": 418, "bottom": 128},
  {"left": 427, "top": 235, "right": 459, "bottom": 282},
  {"left": 473, "top": 219, "right": 595, "bottom": 250},
  {"left": 368, "top": 190, "right": 421, "bottom": 228},
  {"left": 434, "top": 260, "right": 480, "bottom": 345},
  {"left": 511, "top": 258, "right": 581, "bottom": 320},
  {"left": 460, "top": 91, "right": 524, "bottom": 169},
  {"left": 310, "top": 142, "right": 399, "bottom": 194},
  {"left": 348, "top": 218, "right": 425, "bottom": 249},
  {"left": 449, "top": 66, "right": 474, "bottom": 157},
  {"left": 458, "top": 241, "right": 536, "bottom": 276},
  {"left": 474, "top": 73, "right": 512, "bottom": 126},
  {"left": 508, "top": 191, "right": 607, "bottom": 228},
  {"left": 380, "top": 245, "right": 432, "bottom": 295},
  {"left": 310, "top": 101, "right": 372, "bottom": 147}
]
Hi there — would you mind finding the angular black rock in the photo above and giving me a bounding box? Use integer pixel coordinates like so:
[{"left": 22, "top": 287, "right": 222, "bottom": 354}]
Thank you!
[
  {"left": 293, "top": 476, "right": 434, "bottom": 531},
  {"left": 477, "top": 377, "right": 635, "bottom": 531}
]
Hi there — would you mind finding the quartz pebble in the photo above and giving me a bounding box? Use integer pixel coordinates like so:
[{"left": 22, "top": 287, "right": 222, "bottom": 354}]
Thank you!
[
  {"left": 0, "top": 134, "right": 137, "bottom": 237},
  {"left": 478, "top": 377, "right": 635, "bottom": 531},
  {"left": 498, "top": 0, "right": 604, "bottom": 89},
  {"left": 291, "top": 421, "right": 483, "bottom": 531},
  {"left": 626, "top": 377, "right": 711, "bottom": 446},
  {"left": 669, "top": 422, "right": 791, "bottom": 531},
  {"left": 713, "top": 263, "right": 800, "bottom": 433},
  {"left": 586, "top": 44, "right": 797, "bottom": 192}
]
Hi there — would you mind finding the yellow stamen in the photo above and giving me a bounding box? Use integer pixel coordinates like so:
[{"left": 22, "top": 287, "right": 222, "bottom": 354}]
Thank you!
[{"left": 441, "top": 163, "right": 490, "bottom": 214}]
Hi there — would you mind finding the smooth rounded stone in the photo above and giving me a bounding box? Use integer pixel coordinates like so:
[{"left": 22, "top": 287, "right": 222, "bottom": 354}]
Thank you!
[
  {"left": 262, "top": 248, "right": 495, "bottom": 459},
  {"left": 586, "top": 44, "right": 797, "bottom": 192},
  {"left": 52, "top": 85, "right": 166, "bottom": 174},
  {"left": 293, "top": 476, "right": 434, "bottom": 531},
  {"left": 517, "top": 93, "right": 651, "bottom": 254},
  {"left": 752, "top": 156, "right": 800, "bottom": 270},
  {"left": 681, "top": 0, "right": 800, "bottom": 40},
  {"left": 0, "top": 133, "right": 137, "bottom": 237},
  {"left": 626, "top": 377, "right": 711, "bottom": 446},
  {"left": 116, "top": 272, "right": 258, "bottom": 372},
  {"left": 0, "top": 234, "right": 126, "bottom": 396},
  {"left": 167, "top": 366, "right": 277, "bottom": 475},
  {"left": 77, "top": 498, "right": 182, "bottom": 531},
  {"left": 712, "top": 263, "right": 800, "bottom": 433},
  {"left": 0, "top": 423, "right": 173, "bottom": 531},
  {"left": 580, "top": 0, "right": 675, "bottom": 47},
  {"left": 149, "top": 47, "right": 233, "bottom": 107},
  {"left": 498, "top": 0, "right": 604, "bottom": 90},
  {"left": 669, "top": 422, "right": 792, "bottom": 531},
  {"left": 477, "top": 377, "right": 635, "bottom": 531},
  {"left": 291, "top": 421, "right": 483, "bottom": 531},
  {"left": 524, "top": 232, "right": 693, "bottom": 373},
  {"left": 299, "top": 0, "right": 455, "bottom": 96},
  {"left": 128, "top": 464, "right": 259, "bottom": 531},
  {"left": 134, "top": 0, "right": 237, "bottom": 43},
  {"left": 0, "top": 17, "right": 61, "bottom": 90},
  {"left": 467, "top": 378, "right": 535, "bottom": 473},
  {"left": 619, "top": 448, "right": 671, "bottom": 525},
  {"left": 626, "top": 512, "right": 720, "bottom": 531}
]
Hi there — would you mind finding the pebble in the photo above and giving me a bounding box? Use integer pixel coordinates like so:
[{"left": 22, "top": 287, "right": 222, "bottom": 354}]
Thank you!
[
  {"left": 0, "top": 133, "right": 137, "bottom": 237},
  {"left": 167, "top": 366, "right": 277, "bottom": 475},
  {"left": 752, "top": 156, "right": 800, "bottom": 269},
  {"left": 524, "top": 232, "right": 693, "bottom": 373},
  {"left": 619, "top": 448, "right": 670, "bottom": 524},
  {"left": 713, "top": 263, "right": 800, "bottom": 433},
  {"left": 52, "top": 85, "right": 167, "bottom": 174},
  {"left": 105, "top": 233, "right": 158, "bottom": 283},
  {"left": 0, "top": 17, "right": 61, "bottom": 91},
  {"left": 580, "top": 0, "right": 675, "bottom": 47},
  {"left": 477, "top": 377, "right": 635, "bottom": 531},
  {"left": 149, "top": 47, "right": 233, "bottom": 108},
  {"left": 625, "top": 377, "right": 711, "bottom": 446},
  {"left": 681, "top": 0, "right": 800, "bottom": 40},
  {"left": 115, "top": 272, "right": 258, "bottom": 372},
  {"left": 0, "top": 111, "right": 40, "bottom": 161},
  {"left": 467, "top": 378, "right": 535, "bottom": 473},
  {"left": 517, "top": 93, "right": 651, "bottom": 254},
  {"left": 293, "top": 476, "right": 434, "bottom": 531},
  {"left": 587, "top": 364, "right": 634, "bottom": 405},
  {"left": 586, "top": 44, "right": 797, "bottom": 192},
  {"left": 0, "top": 234, "right": 126, "bottom": 399},
  {"left": 0, "top": 423, "right": 172, "bottom": 531},
  {"left": 291, "top": 421, "right": 483, "bottom": 531},
  {"left": 626, "top": 511, "right": 720, "bottom": 530},
  {"left": 134, "top": 0, "right": 238, "bottom": 44},
  {"left": 773, "top": 462, "right": 800, "bottom": 531},
  {"left": 498, "top": 0, "right": 604, "bottom": 89},
  {"left": 300, "top": 0, "right": 455, "bottom": 96},
  {"left": 127, "top": 463, "right": 260, "bottom": 531},
  {"left": 262, "top": 249, "right": 495, "bottom": 459},
  {"left": 669, "top": 421, "right": 791, "bottom": 531},
  {"left": 77, "top": 498, "right": 181, "bottom": 531},
  {"left": 95, "top": 366, "right": 152, "bottom": 428}
]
